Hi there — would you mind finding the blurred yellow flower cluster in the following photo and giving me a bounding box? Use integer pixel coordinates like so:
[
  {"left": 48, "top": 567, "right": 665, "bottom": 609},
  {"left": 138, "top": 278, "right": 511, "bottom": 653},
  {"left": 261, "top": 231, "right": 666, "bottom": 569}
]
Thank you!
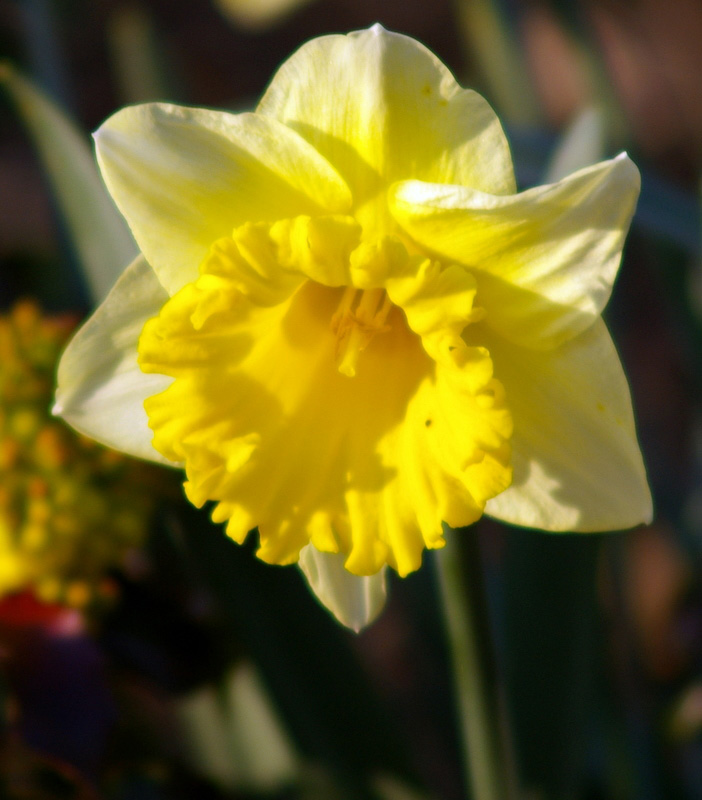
[{"left": 0, "top": 300, "right": 166, "bottom": 608}]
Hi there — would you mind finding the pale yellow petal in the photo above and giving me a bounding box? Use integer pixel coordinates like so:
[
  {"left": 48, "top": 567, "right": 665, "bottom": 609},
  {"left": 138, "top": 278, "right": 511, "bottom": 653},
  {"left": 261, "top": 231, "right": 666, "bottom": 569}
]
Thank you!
[
  {"left": 297, "top": 547, "right": 387, "bottom": 631},
  {"left": 483, "top": 319, "right": 652, "bottom": 531},
  {"left": 257, "top": 25, "right": 515, "bottom": 236},
  {"left": 94, "top": 103, "right": 351, "bottom": 295},
  {"left": 390, "top": 155, "right": 640, "bottom": 348},
  {"left": 53, "top": 255, "right": 175, "bottom": 465}
]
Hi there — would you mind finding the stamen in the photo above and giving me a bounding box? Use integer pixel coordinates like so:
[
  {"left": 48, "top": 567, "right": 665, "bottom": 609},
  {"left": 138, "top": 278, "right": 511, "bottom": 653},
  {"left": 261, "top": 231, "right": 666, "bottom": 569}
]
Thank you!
[
  {"left": 332, "top": 288, "right": 394, "bottom": 377},
  {"left": 331, "top": 287, "right": 357, "bottom": 332}
]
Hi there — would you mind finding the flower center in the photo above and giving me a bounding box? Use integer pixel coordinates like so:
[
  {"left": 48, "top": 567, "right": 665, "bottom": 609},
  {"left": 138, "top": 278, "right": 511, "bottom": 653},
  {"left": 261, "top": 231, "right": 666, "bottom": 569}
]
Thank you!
[{"left": 331, "top": 287, "right": 395, "bottom": 377}]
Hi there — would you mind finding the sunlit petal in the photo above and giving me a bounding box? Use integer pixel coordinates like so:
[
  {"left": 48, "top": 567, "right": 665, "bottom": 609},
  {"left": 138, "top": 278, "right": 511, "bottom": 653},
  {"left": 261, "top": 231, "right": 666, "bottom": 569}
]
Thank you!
[
  {"left": 390, "top": 155, "right": 639, "bottom": 348},
  {"left": 54, "top": 255, "right": 174, "bottom": 464},
  {"left": 95, "top": 104, "right": 351, "bottom": 294},
  {"left": 483, "top": 319, "right": 652, "bottom": 530},
  {"left": 258, "top": 25, "right": 515, "bottom": 236}
]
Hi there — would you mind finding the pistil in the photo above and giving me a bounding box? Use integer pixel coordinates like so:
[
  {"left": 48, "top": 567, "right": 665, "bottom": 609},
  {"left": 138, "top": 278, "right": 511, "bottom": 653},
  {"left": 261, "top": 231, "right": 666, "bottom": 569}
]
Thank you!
[{"left": 331, "top": 288, "right": 394, "bottom": 377}]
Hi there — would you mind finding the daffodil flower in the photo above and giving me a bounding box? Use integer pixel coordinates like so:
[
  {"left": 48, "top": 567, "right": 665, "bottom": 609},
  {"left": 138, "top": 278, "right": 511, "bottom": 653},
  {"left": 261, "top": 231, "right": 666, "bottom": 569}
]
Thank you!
[{"left": 54, "top": 25, "right": 652, "bottom": 629}]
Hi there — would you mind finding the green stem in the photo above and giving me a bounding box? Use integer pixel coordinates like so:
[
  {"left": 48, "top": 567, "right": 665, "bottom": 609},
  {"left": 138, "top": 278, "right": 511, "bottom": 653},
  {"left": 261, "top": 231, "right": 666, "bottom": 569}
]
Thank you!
[{"left": 434, "top": 527, "right": 519, "bottom": 800}]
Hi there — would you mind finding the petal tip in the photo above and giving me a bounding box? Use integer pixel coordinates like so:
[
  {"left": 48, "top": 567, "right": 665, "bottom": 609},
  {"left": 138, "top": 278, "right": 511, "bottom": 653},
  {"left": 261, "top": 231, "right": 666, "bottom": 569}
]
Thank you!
[
  {"left": 612, "top": 151, "right": 641, "bottom": 187},
  {"left": 641, "top": 493, "right": 655, "bottom": 527},
  {"left": 298, "top": 547, "right": 388, "bottom": 631}
]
